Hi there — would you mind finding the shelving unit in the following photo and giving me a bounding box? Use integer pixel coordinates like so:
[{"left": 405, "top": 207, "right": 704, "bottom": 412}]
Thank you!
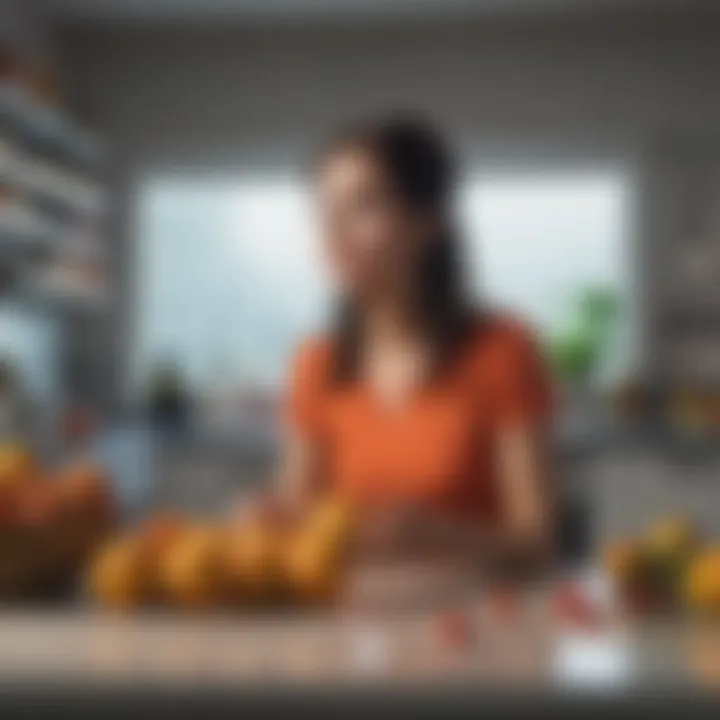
[
  {"left": 0, "top": 203, "right": 54, "bottom": 248},
  {"left": 650, "top": 150, "right": 720, "bottom": 389},
  {"left": 633, "top": 146, "right": 720, "bottom": 443},
  {"left": 0, "top": 84, "right": 104, "bottom": 166},
  {"left": 0, "top": 75, "right": 109, "bottom": 315},
  {"left": 0, "top": 45, "right": 112, "bottom": 445}
]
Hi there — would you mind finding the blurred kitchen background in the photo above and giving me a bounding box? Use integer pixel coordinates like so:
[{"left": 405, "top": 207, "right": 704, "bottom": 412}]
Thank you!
[{"left": 2, "top": 0, "right": 720, "bottom": 563}]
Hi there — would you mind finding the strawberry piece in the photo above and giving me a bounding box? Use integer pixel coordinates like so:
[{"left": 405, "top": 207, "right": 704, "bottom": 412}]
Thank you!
[
  {"left": 553, "top": 581, "right": 602, "bottom": 631},
  {"left": 437, "top": 609, "right": 475, "bottom": 649}
]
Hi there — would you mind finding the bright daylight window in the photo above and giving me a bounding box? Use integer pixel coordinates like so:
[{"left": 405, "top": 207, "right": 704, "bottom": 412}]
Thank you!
[
  {"left": 460, "top": 170, "right": 634, "bottom": 384},
  {"left": 133, "top": 170, "right": 632, "bottom": 420}
]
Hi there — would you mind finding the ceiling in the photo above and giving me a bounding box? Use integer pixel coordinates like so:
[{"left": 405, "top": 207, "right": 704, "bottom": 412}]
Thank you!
[{"left": 41, "top": 0, "right": 720, "bottom": 25}]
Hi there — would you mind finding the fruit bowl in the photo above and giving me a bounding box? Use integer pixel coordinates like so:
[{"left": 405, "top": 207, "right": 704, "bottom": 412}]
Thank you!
[
  {"left": 602, "top": 517, "right": 720, "bottom": 619},
  {"left": 0, "top": 444, "right": 116, "bottom": 600}
]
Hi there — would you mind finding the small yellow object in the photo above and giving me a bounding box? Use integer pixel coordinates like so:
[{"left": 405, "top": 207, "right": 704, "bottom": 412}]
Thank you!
[
  {"left": 160, "top": 526, "right": 226, "bottom": 609},
  {"left": 281, "top": 497, "right": 354, "bottom": 603},
  {"left": 304, "top": 497, "right": 354, "bottom": 548},
  {"left": 283, "top": 534, "right": 342, "bottom": 603},
  {"left": 89, "top": 537, "right": 153, "bottom": 610},
  {"left": 602, "top": 539, "right": 644, "bottom": 582},
  {"left": 224, "top": 521, "right": 282, "bottom": 600},
  {"left": 645, "top": 517, "right": 696, "bottom": 558},
  {"left": 686, "top": 550, "right": 720, "bottom": 613},
  {"left": 0, "top": 444, "right": 35, "bottom": 487}
]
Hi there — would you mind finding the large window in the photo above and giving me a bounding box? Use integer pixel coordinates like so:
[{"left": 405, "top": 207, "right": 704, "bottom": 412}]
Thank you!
[
  {"left": 0, "top": 305, "right": 59, "bottom": 400},
  {"left": 461, "top": 170, "right": 633, "bottom": 381},
  {"left": 134, "top": 169, "right": 632, "bottom": 406},
  {"left": 133, "top": 176, "right": 328, "bottom": 399}
]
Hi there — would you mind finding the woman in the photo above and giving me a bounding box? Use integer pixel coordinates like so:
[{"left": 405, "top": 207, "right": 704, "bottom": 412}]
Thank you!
[{"left": 278, "top": 116, "right": 554, "bottom": 576}]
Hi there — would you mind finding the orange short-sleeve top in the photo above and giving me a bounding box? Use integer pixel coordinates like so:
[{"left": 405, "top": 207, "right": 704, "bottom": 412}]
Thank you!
[{"left": 286, "top": 315, "right": 553, "bottom": 523}]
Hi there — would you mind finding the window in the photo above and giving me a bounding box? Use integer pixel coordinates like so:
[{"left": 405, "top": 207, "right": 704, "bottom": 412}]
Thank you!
[
  {"left": 461, "top": 170, "right": 633, "bottom": 381},
  {"left": 133, "top": 176, "right": 328, "bottom": 400},
  {"left": 0, "top": 305, "right": 59, "bottom": 401},
  {"left": 133, "top": 169, "right": 632, "bottom": 406}
]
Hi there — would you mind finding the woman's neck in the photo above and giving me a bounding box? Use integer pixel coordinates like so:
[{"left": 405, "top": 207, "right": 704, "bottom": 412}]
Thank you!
[
  {"left": 359, "top": 296, "right": 435, "bottom": 404},
  {"left": 362, "top": 296, "right": 420, "bottom": 348}
]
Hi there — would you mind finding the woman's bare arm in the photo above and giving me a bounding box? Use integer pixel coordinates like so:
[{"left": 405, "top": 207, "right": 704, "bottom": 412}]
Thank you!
[
  {"left": 276, "top": 430, "right": 322, "bottom": 511},
  {"left": 489, "top": 424, "right": 555, "bottom": 572}
]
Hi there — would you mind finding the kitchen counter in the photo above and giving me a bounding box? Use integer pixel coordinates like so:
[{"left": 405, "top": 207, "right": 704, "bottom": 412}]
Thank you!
[{"left": 0, "top": 598, "right": 718, "bottom": 701}]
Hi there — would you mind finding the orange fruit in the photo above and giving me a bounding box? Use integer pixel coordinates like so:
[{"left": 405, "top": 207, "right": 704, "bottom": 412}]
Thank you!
[
  {"left": 283, "top": 534, "right": 342, "bottom": 604},
  {"left": 137, "top": 512, "right": 187, "bottom": 555},
  {"left": 134, "top": 511, "right": 189, "bottom": 602},
  {"left": 224, "top": 520, "right": 283, "bottom": 601},
  {"left": 279, "top": 496, "right": 354, "bottom": 604},
  {"left": 304, "top": 497, "right": 354, "bottom": 548},
  {"left": 0, "top": 444, "right": 36, "bottom": 487},
  {"left": 15, "top": 480, "right": 64, "bottom": 529},
  {"left": 686, "top": 550, "right": 720, "bottom": 614},
  {"left": 56, "top": 461, "right": 114, "bottom": 521},
  {"left": 159, "top": 526, "right": 226, "bottom": 609},
  {"left": 602, "top": 539, "right": 645, "bottom": 583},
  {"left": 89, "top": 537, "right": 153, "bottom": 610},
  {"left": 645, "top": 517, "right": 696, "bottom": 558}
]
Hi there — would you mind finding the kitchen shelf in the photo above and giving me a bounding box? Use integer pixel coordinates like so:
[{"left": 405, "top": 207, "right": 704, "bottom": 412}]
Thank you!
[
  {"left": 0, "top": 84, "right": 104, "bottom": 167},
  {"left": 659, "top": 305, "right": 720, "bottom": 333},
  {"left": 0, "top": 205, "right": 54, "bottom": 253},
  {"left": 0, "top": 146, "right": 106, "bottom": 215},
  {"left": 14, "top": 278, "right": 108, "bottom": 315}
]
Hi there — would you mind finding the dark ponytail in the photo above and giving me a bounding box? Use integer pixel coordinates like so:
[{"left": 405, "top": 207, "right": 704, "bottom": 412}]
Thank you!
[{"left": 318, "top": 115, "right": 472, "bottom": 383}]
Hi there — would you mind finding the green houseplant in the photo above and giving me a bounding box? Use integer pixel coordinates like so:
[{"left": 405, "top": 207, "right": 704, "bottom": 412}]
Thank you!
[
  {"left": 547, "top": 286, "right": 621, "bottom": 388},
  {"left": 547, "top": 285, "right": 622, "bottom": 432}
]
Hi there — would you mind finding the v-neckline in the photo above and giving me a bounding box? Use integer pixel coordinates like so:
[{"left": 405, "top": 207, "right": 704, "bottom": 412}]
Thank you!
[
  {"left": 364, "top": 382, "right": 422, "bottom": 415},
  {"left": 361, "top": 358, "right": 433, "bottom": 415}
]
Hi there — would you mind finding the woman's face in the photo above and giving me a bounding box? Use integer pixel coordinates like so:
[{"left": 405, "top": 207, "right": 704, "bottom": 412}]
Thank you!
[{"left": 316, "top": 147, "right": 432, "bottom": 301}]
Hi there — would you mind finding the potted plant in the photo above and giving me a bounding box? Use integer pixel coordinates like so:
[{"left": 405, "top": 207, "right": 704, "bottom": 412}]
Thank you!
[{"left": 547, "top": 286, "right": 621, "bottom": 431}]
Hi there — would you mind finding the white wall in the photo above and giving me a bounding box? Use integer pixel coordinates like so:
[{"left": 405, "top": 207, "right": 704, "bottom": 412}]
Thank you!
[
  {"left": 62, "top": 17, "right": 720, "bottom": 165},
  {"left": 0, "top": 0, "right": 53, "bottom": 53}
]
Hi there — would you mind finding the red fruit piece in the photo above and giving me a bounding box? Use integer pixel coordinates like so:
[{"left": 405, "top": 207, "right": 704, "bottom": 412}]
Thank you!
[
  {"left": 553, "top": 581, "right": 602, "bottom": 631},
  {"left": 437, "top": 609, "right": 475, "bottom": 649}
]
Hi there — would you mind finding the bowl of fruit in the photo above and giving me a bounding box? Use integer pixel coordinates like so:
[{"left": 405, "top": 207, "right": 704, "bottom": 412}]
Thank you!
[
  {"left": 0, "top": 442, "right": 116, "bottom": 599},
  {"left": 603, "top": 516, "right": 720, "bottom": 619}
]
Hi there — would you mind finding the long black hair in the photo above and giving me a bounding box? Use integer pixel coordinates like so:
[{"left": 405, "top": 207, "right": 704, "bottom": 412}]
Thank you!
[{"left": 316, "top": 115, "right": 472, "bottom": 384}]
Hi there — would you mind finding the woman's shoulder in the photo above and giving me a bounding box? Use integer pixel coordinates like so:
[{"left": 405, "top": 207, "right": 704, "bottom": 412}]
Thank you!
[
  {"left": 466, "top": 310, "right": 545, "bottom": 366},
  {"left": 293, "top": 315, "right": 545, "bottom": 382},
  {"left": 465, "top": 310, "right": 553, "bottom": 420},
  {"left": 290, "top": 335, "right": 334, "bottom": 384}
]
